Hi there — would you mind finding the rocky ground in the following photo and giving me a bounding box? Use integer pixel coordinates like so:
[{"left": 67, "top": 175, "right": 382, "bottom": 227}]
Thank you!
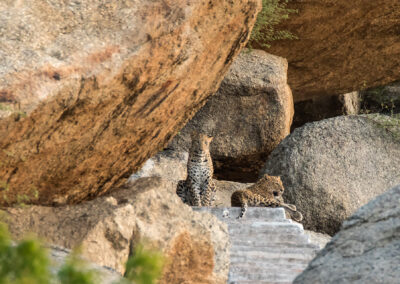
[{"left": 1, "top": 1, "right": 400, "bottom": 283}]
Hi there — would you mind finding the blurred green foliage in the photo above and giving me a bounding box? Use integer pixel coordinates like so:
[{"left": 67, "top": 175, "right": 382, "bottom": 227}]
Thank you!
[
  {"left": 123, "top": 243, "right": 164, "bottom": 284},
  {"left": 0, "top": 223, "right": 165, "bottom": 284},
  {"left": 0, "top": 223, "right": 51, "bottom": 284},
  {"left": 57, "top": 249, "right": 98, "bottom": 284}
]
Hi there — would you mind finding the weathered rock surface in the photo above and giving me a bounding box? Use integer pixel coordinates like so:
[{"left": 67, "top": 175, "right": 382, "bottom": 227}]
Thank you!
[
  {"left": 361, "top": 81, "right": 400, "bottom": 114},
  {"left": 128, "top": 149, "right": 188, "bottom": 183},
  {"left": 261, "top": 115, "right": 400, "bottom": 235},
  {"left": 170, "top": 50, "right": 294, "bottom": 182},
  {"left": 294, "top": 185, "right": 400, "bottom": 284},
  {"left": 0, "top": 0, "right": 261, "bottom": 205},
  {"left": 5, "top": 177, "right": 230, "bottom": 283},
  {"left": 264, "top": 0, "right": 400, "bottom": 101},
  {"left": 49, "top": 246, "right": 122, "bottom": 284},
  {"left": 304, "top": 231, "right": 331, "bottom": 250},
  {"left": 292, "top": 92, "right": 360, "bottom": 130}
]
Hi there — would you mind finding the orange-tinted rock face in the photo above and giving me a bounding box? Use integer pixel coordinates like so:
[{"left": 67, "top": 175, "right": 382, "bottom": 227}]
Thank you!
[
  {"left": 162, "top": 231, "right": 215, "bottom": 284},
  {"left": 263, "top": 0, "right": 400, "bottom": 101},
  {"left": 0, "top": 0, "right": 261, "bottom": 205}
]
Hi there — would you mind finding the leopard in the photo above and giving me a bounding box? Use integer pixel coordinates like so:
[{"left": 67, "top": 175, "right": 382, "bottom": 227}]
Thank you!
[
  {"left": 176, "top": 132, "right": 216, "bottom": 206},
  {"left": 231, "top": 174, "right": 303, "bottom": 222}
]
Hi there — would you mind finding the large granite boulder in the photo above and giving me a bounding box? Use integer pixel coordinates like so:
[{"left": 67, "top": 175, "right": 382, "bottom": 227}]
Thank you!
[
  {"left": 263, "top": 0, "right": 400, "bottom": 101},
  {"left": 170, "top": 50, "right": 294, "bottom": 182},
  {"left": 0, "top": 0, "right": 261, "bottom": 205},
  {"left": 261, "top": 115, "right": 400, "bottom": 235},
  {"left": 4, "top": 177, "right": 230, "bottom": 283},
  {"left": 294, "top": 185, "right": 400, "bottom": 284}
]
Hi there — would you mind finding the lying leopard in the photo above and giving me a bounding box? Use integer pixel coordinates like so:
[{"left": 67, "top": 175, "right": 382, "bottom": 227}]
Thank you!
[{"left": 231, "top": 174, "right": 303, "bottom": 222}]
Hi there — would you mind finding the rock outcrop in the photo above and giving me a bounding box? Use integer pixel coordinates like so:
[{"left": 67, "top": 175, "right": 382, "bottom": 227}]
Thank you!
[
  {"left": 291, "top": 92, "right": 360, "bottom": 130},
  {"left": 263, "top": 0, "right": 400, "bottom": 101},
  {"left": 0, "top": 0, "right": 261, "bottom": 205},
  {"left": 170, "top": 50, "right": 294, "bottom": 182},
  {"left": 4, "top": 177, "right": 230, "bottom": 283},
  {"left": 294, "top": 185, "right": 400, "bottom": 284},
  {"left": 261, "top": 115, "right": 400, "bottom": 235}
]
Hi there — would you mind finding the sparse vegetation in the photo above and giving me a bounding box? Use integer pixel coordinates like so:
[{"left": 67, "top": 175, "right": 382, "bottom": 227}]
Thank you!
[
  {"left": 57, "top": 249, "right": 98, "bottom": 284},
  {"left": 124, "top": 243, "right": 165, "bottom": 284},
  {"left": 249, "top": 0, "right": 297, "bottom": 48},
  {"left": 0, "top": 223, "right": 165, "bottom": 284},
  {"left": 364, "top": 113, "right": 400, "bottom": 140},
  {"left": 0, "top": 223, "right": 52, "bottom": 284},
  {"left": 0, "top": 103, "right": 26, "bottom": 118}
]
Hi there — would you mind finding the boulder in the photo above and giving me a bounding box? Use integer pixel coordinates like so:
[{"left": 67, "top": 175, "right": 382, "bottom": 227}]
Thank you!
[
  {"left": 170, "top": 50, "right": 294, "bottom": 182},
  {"left": 261, "top": 115, "right": 400, "bottom": 235},
  {"left": 0, "top": 0, "right": 261, "bottom": 205},
  {"left": 263, "top": 0, "right": 400, "bottom": 101},
  {"left": 4, "top": 177, "right": 230, "bottom": 283},
  {"left": 294, "top": 185, "right": 400, "bottom": 284},
  {"left": 292, "top": 92, "right": 360, "bottom": 130}
]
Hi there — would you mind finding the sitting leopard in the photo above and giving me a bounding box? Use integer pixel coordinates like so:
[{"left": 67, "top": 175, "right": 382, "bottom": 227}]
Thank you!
[
  {"left": 231, "top": 174, "right": 303, "bottom": 221},
  {"left": 176, "top": 132, "right": 216, "bottom": 206}
]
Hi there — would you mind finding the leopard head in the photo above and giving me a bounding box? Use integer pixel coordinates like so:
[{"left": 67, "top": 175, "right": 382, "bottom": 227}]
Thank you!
[{"left": 191, "top": 131, "right": 213, "bottom": 152}]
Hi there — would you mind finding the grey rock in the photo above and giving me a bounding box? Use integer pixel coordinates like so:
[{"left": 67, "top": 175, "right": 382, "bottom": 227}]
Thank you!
[
  {"left": 170, "top": 49, "right": 294, "bottom": 182},
  {"left": 129, "top": 150, "right": 188, "bottom": 183},
  {"left": 49, "top": 246, "right": 122, "bottom": 284},
  {"left": 261, "top": 115, "right": 400, "bottom": 235},
  {"left": 294, "top": 185, "right": 400, "bottom": 284},
  {"left": 304, "top": 230, "right": 331, "bottom": 249}
]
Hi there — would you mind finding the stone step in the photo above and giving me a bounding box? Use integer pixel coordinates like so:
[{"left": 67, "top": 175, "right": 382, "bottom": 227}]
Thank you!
[
  {"left": 231, "top": 250, "right": 315, "bottom": 263},
  {"left": 229, "top": 281, "right": 292, "bottom": 284},
  {"left": 194, "top": 207, "right": 318, "bottom": 283},
  {"left": 193, "top": 207, "right": 287, "bottom": 221},
  {"left": 229, "top": 265, "right": 305, "bottom": 278},
  {"left": 231, "top": 245, "right": 318, "bottom": 256},
  {"left": 228, "top": 267, "right": 299, "bottom": 282},
  {"left": 230, "top": 234, "right": 310, "bottom": 247},
  {"left": 226, "top": 218, "right": 293, "bottom": 225},
  {"left": 228, "top": 260, "right": 310, "bottom": 271},
  {"left": 232, "top": 240, "right": 318, "bottom": 250},
  {"left": 228, "top": 221, "right": 304, "bottom": 236}
]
